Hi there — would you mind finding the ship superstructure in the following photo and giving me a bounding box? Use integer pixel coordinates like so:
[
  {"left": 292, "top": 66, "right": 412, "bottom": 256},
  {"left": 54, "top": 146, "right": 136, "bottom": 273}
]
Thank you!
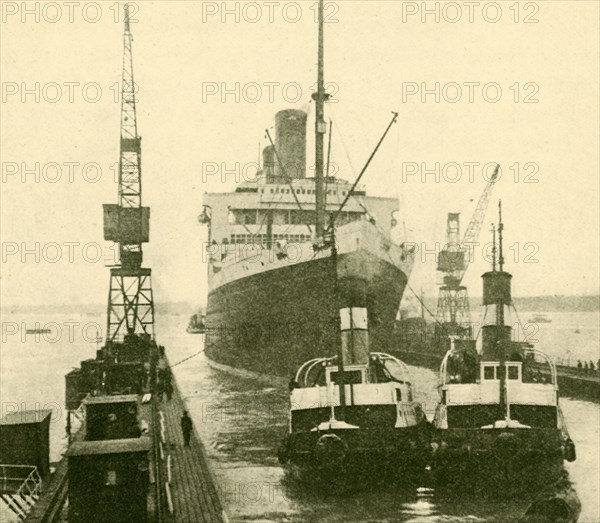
[{"left": 201, "top": 110, "right": 398, "bottom": 255}]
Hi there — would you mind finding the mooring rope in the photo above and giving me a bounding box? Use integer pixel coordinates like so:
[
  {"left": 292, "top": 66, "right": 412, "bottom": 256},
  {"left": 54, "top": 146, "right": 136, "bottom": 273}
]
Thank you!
[{"left": 167, "top": 349, "right": 205, "bottom": 369}]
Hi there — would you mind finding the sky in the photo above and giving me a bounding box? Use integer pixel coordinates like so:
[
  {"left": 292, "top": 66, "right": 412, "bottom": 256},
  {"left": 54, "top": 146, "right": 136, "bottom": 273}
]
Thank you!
[{"left": 1, "top": 0, "right": 599, "bottom": 309}]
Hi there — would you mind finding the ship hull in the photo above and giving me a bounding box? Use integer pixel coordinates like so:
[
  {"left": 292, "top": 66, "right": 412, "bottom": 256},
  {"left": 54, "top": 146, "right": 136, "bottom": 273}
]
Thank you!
[{"left": 205, "top": 249, "right": 409, "bottom": 376}]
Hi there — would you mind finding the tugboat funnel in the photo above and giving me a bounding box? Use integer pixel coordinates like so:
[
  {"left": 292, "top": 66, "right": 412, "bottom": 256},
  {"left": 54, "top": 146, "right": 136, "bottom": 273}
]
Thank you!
[{"left": 340, "top": 307, "right": 369, "bottom": 365}]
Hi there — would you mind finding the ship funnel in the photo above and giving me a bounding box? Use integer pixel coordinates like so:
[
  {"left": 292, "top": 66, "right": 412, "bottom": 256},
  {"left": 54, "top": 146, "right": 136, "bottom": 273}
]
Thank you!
[
  {"left": 481, "top": 271, "right": 513, "bottom": 359},
  {"left": 274, "top": 109, "right": 307, "bottom": 180},
  {"left": 337, "top": 277, "right": 369, "bottom": 365},
  {"left": 339, "top": 307, "right": 369, "bottom": 365},
  {"left": 483, "top": 271, "right": 512, "bottom": 307},
  {"left": 481, "top": 202, "right": 514, "bottom": 360}
]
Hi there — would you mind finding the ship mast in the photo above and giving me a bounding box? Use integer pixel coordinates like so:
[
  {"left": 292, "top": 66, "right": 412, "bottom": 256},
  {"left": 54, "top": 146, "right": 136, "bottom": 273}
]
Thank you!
[
  {"left": 491, "top": 224, "right": 497, "bottom": 272},
  {"left": 498, "top": 200, "right": 505, "bottom": 273},
  {"left": 313, "top": 0, "right": 329, "bottom": 238},
  {"left": 330, "top": 216, "right": 347, "bottom": 419},
  {"left": 496, "top": 201, "right": 507, "bottom": 418}
]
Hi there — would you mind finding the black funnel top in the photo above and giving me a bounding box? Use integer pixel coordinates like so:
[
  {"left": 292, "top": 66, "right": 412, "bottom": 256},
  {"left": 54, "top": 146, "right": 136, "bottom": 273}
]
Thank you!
[{"left": 482, "top": 270, "right": 512, "bottom": 306}]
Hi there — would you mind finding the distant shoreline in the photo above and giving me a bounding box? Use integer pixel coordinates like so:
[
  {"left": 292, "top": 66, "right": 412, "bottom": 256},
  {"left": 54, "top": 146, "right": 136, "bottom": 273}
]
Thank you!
[
  {"left": 510, "top": 295, "right": 600, "bottom": 313},
  {"left": 2, "top": 295, "right": 599, "bottom": 315}
]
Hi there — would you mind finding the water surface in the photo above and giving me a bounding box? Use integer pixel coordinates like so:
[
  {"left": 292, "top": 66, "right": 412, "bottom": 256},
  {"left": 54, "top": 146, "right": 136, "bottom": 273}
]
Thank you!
[{"left": 1, "top": 311, "right": 598, "bottom": 522}]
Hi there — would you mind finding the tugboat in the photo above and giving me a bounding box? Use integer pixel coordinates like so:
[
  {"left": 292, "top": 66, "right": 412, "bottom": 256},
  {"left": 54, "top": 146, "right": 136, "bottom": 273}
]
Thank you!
[
  {"left": 430, "top": 202, "right": 576, "bottom": 491},
  {"left": 278, "top": 310, "right": 429, "bottom": 482},
  {"left": 528, "top": 314, "right": 552, "bottom": 324},
  {"left": 278, "top": 226, "right": 429, "bottom": 483},
  {"left": 186, "top": 312, "right": 206, "bottom": 334},
  {"left": 25, "top": 327, "right": 52, "bottom": 335}
]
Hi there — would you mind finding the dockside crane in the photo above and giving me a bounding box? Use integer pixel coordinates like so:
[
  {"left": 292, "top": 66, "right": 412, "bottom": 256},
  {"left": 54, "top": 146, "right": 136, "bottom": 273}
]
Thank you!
[
  {"left": 103, "top": 4, "right": 154, "bottom": 342},
  {"left": 436, "top": 165, "right": 500, "bottom": 338}
]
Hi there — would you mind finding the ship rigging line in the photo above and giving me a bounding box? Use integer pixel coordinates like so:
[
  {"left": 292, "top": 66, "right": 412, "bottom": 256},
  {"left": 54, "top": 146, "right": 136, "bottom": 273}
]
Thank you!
[
  {"left": 325, "top": 118, "right": 333, "bottom": 203},
  {"left": 246, "top": 177, "right": 288, "bottom": 244},
  {"left": 327, "top": 109, "right": 387, "bottom": 236},
  {"left": 265, "top": 129, "right": 313, "bottom": 234},
  {"left": 327, "top": 106, "right": 378, "bottom": 223},
  {"left": 329, "top": 104, "right": 357, "bottom": 176},
  {"left": 511, "top": 302, "right": 528, "bottom": 342},
  {"left": 473, "top": 308, "right": 487, "bottom": 342},
  {"left": 328, "top": 110, "right": 398, "bottom": 228},
  {"left": 473, "top": 302, "right": 528, "bottom": 348},
  {"left": 405, "top": 282, "right": 444, "bottom": 328}
]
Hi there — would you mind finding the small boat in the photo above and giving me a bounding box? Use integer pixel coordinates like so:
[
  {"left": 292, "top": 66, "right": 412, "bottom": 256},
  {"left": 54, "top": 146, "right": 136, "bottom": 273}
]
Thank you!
[
  {"left": 528, "top": 314, "right": 552, "bottom": 323},
  {"left": 25, "top": 327, "right": 52, "bottom": 334},
  {"left": 278, "top": 305, "right": 430, "bottom": 483},
  {"left": 431, "top": 203, "right": 575, "bottom": 492},
  {"left": 186, "top": 313, "right": 206, "bottom": 334}
]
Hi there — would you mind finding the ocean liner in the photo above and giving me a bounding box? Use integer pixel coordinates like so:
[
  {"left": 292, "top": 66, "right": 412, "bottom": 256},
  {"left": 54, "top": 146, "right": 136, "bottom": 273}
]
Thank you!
[{"left": 199, "top": 1, "right": 415, "bottom": 375}]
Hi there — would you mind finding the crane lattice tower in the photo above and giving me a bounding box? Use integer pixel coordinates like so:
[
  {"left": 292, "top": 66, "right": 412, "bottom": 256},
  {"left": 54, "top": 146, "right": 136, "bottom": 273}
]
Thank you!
[
  {"left": 436, "top": 166, "right": 500, "bottom": 337},
  {"left": 103, "top": 5, "right": 154, "bottom": 342},
  {"left": 436, "top": 213, "right": 471, "bottom": 331}
]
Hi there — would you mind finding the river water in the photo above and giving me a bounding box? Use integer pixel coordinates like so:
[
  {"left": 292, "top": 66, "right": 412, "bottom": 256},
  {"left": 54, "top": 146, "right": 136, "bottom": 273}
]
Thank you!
[{"left": 1, "top": 310, "right": 598, "bottom": 522}]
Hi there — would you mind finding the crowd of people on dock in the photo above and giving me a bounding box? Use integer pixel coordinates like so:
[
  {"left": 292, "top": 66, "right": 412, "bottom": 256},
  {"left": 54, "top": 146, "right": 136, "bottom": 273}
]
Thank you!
[{"left": 576, "top": 360, "right": 599, "bottom": 375}]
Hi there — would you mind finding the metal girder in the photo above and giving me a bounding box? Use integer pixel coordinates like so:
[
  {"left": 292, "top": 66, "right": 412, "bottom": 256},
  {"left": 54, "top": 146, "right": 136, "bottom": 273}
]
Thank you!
[{"left": 106, "top": 269, "right": 155, "bottom": 342}]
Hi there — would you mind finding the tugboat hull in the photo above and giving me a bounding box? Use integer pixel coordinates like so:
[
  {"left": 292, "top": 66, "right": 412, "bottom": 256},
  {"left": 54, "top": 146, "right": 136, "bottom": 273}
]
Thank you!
[
  {"left": 279, "top": 425, "right": 430, "bottom": 484},
  {"left": 430, "top": 428, "right": 568, "bottom": 493}
]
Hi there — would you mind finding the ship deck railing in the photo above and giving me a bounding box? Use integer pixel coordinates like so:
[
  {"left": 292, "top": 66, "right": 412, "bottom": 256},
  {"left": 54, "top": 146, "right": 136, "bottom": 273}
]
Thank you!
[
  {"left": 0, "top": 464, "right": 42, "bottom": 519},
  {"left": 0, "top": 465, "right": 41, "bottom": 497}
]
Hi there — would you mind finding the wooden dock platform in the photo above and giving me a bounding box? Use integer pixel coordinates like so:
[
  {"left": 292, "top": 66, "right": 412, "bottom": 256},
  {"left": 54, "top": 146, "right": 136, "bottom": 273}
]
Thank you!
[
  {"left": 551, "top": 365, "right": 600, "bottom": 402},
  {"left": 155, "top": 359, "right": 226, "bottom": 523}
]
